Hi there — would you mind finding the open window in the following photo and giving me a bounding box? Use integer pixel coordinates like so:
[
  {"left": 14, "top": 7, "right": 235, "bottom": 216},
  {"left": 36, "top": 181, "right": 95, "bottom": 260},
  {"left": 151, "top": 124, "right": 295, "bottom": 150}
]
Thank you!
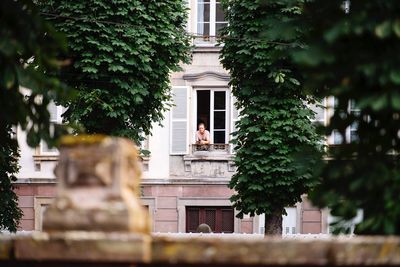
[
  {"left": 193, "top": 89, "right": 231, "bottom": 153},
  {"left": 331, "top": 98, "right": 360, "bottom": 144},
  {"left": 195, "top": 0, "right": 227, "bottom": 44},
  {"left": 196, "top": 89, "right": 228, "bottom": 144}
]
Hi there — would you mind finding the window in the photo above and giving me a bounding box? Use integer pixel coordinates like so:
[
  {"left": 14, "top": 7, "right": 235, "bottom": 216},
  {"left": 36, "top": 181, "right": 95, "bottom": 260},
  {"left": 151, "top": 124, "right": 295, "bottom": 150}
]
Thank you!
[
  {"left": 170, "top": 87, "right": 237, "bottom": 155},
  {"left": 196, "top": 89, "right": 228, "bottom": 144},
  {"left": 349, "top": 100, "right": 360, "bottom": 143},
  {"left": 196, "top": 0, "right": 227, "bottom": 43},
  {"left": 186, "top": 206, "right": 234, "bottom": 233},
  {"left": 40, "top": 102, "right": 63, "bottom": 154},
  {"left": 331, "top": 98, "right": 360, "bottom": 144}
]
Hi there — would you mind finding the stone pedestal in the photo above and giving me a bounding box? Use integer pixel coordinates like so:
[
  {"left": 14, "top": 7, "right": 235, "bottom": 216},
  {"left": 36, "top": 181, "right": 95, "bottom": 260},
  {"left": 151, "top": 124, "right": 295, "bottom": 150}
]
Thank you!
[{"left": 43, "top": 135, "right": 150, "bottom": 234}]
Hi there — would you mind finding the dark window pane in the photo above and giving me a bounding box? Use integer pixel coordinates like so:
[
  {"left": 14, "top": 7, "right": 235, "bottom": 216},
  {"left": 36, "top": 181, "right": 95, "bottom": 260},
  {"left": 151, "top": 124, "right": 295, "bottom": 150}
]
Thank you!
[
  {"left": 186, "top": 206, "right": 233, "bottom": 233},
  {"left": 197, "top": 23, "right": 210, "bottom": 36},
  {"left": 221, "top": 209, "right": 234, "bottom": 233},
  {"left": 187, "top": 208, "right": 200, "bottom": 233},
  {"left": 214, "top": 111, "right": 225, "bottom": 129},
  {"left": 197, "top": 90, "right": 210, "bottom": 130},
  {"left": 197, "top": 3, "right": 210, "bottom": 22},
  {"left": 205, "top": 209, "right": 216, "bottom": 232},
  {"left": 216, "top": 3, "right": 226, "bottom": 22},
  {"left": 214, "top": 131, "right": 225, "bottom": 144},
  {"left": 214, "top": 91, "right": 226, "bottom": 109}
]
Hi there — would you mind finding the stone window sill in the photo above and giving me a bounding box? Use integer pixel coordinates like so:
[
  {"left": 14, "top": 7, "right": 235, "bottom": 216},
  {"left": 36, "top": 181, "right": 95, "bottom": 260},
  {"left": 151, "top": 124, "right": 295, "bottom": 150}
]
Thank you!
[
  {"left": 33, "top": 154, "right": 59, "bottom": 163},
  {"left": 193, "top": 45, "right": 222, "bottom": 53}
]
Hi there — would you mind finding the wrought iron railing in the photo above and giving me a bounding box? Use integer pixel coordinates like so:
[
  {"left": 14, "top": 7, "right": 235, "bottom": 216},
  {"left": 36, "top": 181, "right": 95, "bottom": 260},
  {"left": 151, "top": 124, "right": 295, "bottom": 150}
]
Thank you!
[{"left": 191, "top": 144, "right": 230, "bottom": 154}]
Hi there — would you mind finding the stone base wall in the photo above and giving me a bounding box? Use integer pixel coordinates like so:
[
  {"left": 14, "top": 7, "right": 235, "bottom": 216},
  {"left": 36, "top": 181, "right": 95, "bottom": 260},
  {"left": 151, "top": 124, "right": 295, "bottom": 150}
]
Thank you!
[
  {"left": 14, "top": 181, "right": 326, "bottom": 234},
  {"left": 2, "top": 234, "right": 400, "bottom": 266}
]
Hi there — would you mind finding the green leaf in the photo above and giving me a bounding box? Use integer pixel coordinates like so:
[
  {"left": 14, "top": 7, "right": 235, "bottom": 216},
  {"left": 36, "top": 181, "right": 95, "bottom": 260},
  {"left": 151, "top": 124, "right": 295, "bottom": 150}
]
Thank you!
[
  {"left": 389, "top": 70, "right": 400, "bottom": 85},
  {"left": 375, "top": 21, "right": 391, "bottom": 39}
]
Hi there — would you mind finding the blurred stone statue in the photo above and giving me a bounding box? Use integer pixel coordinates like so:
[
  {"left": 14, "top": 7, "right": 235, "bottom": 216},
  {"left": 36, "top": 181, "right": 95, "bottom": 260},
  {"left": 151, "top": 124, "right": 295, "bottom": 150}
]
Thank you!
[{"left": 43, "top": 135, "right": 150, "bottom": 233}]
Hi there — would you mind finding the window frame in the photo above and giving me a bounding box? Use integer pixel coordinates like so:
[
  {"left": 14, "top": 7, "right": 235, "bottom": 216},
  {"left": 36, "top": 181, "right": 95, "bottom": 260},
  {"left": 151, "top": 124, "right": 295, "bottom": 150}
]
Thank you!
[
  {"left": 177, "top": 197, "right": 241, "bottom": 233},
  {"left": 329, "top": 97, "right": 361, "bottom": 145},
  {"left": 193, "top": 88, "right": 230, "bottom": 145},
  {"left": 194, "top": 0, "right": 227, "bottom": 45},
  {"left": 186, "top": 206, "right": 234, "bottom": 233}
]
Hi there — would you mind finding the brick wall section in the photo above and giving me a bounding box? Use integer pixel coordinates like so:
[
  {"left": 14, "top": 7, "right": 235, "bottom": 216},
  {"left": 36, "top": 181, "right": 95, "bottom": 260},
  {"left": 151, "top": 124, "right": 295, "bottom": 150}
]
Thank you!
[
  {"left": 14, "top": 184, "right": 56, "bottom": 231},
  {"left": 15, "top": 183, "right": 323, "bottom": 234},
  {"left": 143, "top": 184, "right": 255, "bottom": 233}
]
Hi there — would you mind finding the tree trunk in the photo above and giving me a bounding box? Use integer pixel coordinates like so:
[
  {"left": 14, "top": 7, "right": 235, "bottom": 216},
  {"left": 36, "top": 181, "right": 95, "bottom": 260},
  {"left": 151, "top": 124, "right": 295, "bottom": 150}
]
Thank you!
[{"left": 264, "top": 211, "right": 282, "bottom": 236}]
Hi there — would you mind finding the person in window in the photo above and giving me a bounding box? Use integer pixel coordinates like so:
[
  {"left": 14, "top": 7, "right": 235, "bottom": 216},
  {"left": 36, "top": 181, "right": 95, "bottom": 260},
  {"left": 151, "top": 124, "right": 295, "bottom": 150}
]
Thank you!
[
  {"left": 195, "top": 123, "right": 210, "bottom": 151},
  {"left": 196, "top": 123, "right": 210, "bottom": 145}
]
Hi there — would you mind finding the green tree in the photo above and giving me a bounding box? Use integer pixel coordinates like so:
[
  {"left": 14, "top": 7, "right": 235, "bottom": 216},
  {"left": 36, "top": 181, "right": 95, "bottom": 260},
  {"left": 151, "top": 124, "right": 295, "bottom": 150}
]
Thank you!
[
  {"left": 0, "top": 126, "right": 21, "bottom": 233},
  {"left": 0, "top": 0, "right": 70, "bottom": 232},
  {"left": 291, "top": 0, "right": 400, "bottom": 234},
  {"left": 40, "top": 0, "right": 191, "bottom": 143},
  {"left": 220, "top": 0, "right": 321, "bottom": 235}
]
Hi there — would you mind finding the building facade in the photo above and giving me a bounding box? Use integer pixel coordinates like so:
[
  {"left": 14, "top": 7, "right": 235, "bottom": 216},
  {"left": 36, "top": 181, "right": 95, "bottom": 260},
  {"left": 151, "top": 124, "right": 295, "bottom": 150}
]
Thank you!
[{"left": 13, "top": 0, "right": 329, "bottom": 234}]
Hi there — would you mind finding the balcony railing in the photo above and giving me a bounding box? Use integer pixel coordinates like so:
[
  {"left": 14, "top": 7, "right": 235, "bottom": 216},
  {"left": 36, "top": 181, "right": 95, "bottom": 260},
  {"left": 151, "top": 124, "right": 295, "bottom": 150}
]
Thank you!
[{"left": 191, "top": 144, "right": 230, "bottom": 154}]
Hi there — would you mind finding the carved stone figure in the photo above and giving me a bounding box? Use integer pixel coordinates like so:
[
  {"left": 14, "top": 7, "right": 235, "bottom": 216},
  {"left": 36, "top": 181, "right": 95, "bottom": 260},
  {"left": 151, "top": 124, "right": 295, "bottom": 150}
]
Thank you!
[{"left": 43, "top": 135, "right": 150, "bottom": 233}]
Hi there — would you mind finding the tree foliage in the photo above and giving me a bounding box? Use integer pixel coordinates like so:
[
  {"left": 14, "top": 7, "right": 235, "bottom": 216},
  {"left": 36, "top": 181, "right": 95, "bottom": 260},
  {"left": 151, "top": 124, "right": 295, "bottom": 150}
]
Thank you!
[
  {"left": 220, "top": 0, "right": 321, "bottom": 234},
  {"left": 0, "top": 126, "right": 22, "bottom": 233},
  {"left": 0, "top": 0, "right": 70, "bottom": 232},
  {"left": 40, "top": 0, "right": 191, "bottom": 143},
  {"left": 291, "top": 0, "right": 400, "bottom": 235}
]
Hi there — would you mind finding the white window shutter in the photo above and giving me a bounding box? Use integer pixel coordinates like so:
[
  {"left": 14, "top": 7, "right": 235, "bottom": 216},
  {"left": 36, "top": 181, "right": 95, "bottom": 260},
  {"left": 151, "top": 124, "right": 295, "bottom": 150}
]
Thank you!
[
  {"left": 170, "top": 86, "right": 189, "bottom": 154},
  {"left": 48, "top": 101, "right": 58, "bottom": 122},
  {"left": 230, "top": 94, "right": 239, "bottom": 153}
]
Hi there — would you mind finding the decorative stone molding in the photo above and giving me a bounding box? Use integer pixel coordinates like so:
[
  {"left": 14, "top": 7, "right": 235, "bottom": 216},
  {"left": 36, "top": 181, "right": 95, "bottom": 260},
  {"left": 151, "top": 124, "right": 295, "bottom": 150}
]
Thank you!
[
  {"left": 183, "top": 154, "right": 235, "bottom": 174},
  {"left": 32, "top": 155, "right": 58, "bottom": 171},
  {"left": 32, "top": 155, "right": 59, "bottom": 163},
  {"left": 183, "top": 71, "right": 230, "bottom": 81}
]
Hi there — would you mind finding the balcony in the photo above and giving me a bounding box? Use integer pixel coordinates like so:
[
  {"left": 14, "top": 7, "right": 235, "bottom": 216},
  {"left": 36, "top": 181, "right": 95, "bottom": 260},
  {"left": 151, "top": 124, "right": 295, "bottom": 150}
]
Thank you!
[{"left": 191, "top": 144, "right": 230, "bottom": 155}]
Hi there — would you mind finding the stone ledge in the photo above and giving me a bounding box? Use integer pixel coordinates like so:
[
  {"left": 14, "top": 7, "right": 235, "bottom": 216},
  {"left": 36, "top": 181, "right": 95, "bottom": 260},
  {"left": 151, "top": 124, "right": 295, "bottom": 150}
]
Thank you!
[
  {"left": 141, "top": 178, "right": 231, "bottom": 185},
  {"left": 13, "top": 232, "right": 151, "bottom": 263},
  {"left": 14, "top": 178, "right": 57, "bottom": 184},
  {"left": 0, "top": 236, "right": 12, "bottom": 260},
  {"left": 1, "top": 235, "right": 400, "bottom": 266}
]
